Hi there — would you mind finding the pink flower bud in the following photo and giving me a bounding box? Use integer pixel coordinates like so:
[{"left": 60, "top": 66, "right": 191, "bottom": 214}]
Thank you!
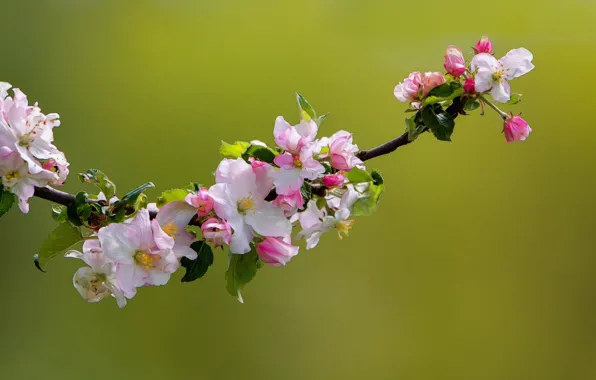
[
  {"left": 185, "top": 189, "right": 214, "bottom": 217},
  {"left": 421, "top": 72, "right": 446, "bottom": 96},
  {"left": 42, "top": 159, "right": 57, "bottom": 172},
  {"left": 474, "top": 36, "right": 493, "bottom": 54},
  {"left": 394, "top": 71, "right": 422, "bottom": 103},
  {"left": 201, "top": 218, "right": 232, "bottom": 248},
  {"left": 329, "top": 131, "right": 363, "bottom": 171},
  {"left": 503, "top": 115, "right": 531, "bottom": 143},
  {"left": 256, "top": 236, "right": 299, "bottom": 266},
  {"left": 272, "top": 191, "right": 305, "bottom": 217},
  {"left": 444, "top": 46, "right": 466, "bottom": 77},
  {"left": 463, "top": 77, "right": 476, "bottom": 94},
  {"left": 322, "top": 172, "right": 345, "bottom": 188}
]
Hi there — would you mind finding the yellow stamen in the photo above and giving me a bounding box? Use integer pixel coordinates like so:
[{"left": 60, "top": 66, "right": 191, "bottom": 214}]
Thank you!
[
  {"left": 492, "top": 70, "right": 505, "bottom": 82},
  {"left": 293, "top": 155, "right": 303, "bottom": 168},
  {"left": 162, "top": 221, "right": 178, "bottom": 238},
  {"left": 237, "top": 193, "right": 258, "bottom": 214},
  {"left": 335, "top": 219, "right": 355, "bottom": 240},
  {"left": 134, "top": 250, "right": 160, "bottom": 270}
]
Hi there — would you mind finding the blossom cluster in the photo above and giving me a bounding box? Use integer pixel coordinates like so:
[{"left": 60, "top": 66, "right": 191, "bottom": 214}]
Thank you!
[
  {"left": 0, "top": 83, "right": 69, "bottom": 212},
  {"left": 394, "top": 36, "right": 534, "bottom": 143},
  {"left": 63, "top": 103, "right": 383, "bottom": 307}
]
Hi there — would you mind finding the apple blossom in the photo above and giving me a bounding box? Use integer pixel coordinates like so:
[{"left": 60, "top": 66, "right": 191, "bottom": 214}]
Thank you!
[
  {"left": 272, "top": 190, "right": 304, "bottom": 217},
  {"left": 328, "top": 131, "right": 363, "bottom": 171},
  {"left": 471, "top": 48, "right": 534, "bottom": 103},
  {"left": 273, "top": 116, "right": 318, "bottom": 154},
  {"left": 98, "top": 209, "right": 179, "bottom": 297},
  {"left": 444, "top": 46, "right": 466, "bottom": 77},
  {"left": 155, "top": 201, "right": 199, "bottom": 260},
  {"left": 298, "top": 200, "right": 355, "bottom": 250},
  {"left": 185, "top": 189, "right": 213, "bottom": 217},
  {"left": 464, "top": 77, "right": 476, "bottom": 94},
  {"left": 273, "top": 144, "right": 325, "bottom": 195},
  {"left": 256, "top": 236, "right": 299, "bottom": 266},
  {"left": 394, "top": 71, "right": 422, "bottom": 103},
  {"left": 503, "top": 115, "right": 531, "bottom": 143},
  {"left": 421, "top": 72, "right": 446, "bottom": 96},
  {"left": 474, "top": 36, "right": 493, "bottom": 54},
  {"left": 201, "top": 217, "right": 232, "bottom": 247},
  {"left": 209, "top": 158, "right": 292, "bottom": 254},
  {"left": 65, "top": 240, "right": 127, "bottom": 308},
  {"left": 322, "top": 172, "right": 345, "bottom": 188}
]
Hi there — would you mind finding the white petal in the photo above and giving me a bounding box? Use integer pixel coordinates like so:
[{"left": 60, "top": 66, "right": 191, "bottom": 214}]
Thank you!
[
  {"left": 155, "top": 200, "right": 197, "bottom": 233},
  {"left": 98, "top": 224, "right": 137, "bottom": 264},
  {"left": 490, "top": 80, "right": 511, "bottom": 103},
  {"left": 470, "top": 53, "right": 499, "bottom": 72},
  {"left": 273, "top": 168, "right": 303, "bottom": 196},
  {"left": 500, "top": 48, "right": 535, "bottom": 80},
  {"left": 228, "top": 216, "right": 253, "bottom": 254},
  {"left": 245, "top": 202, "right": 291, "bottom": 237},
  {"left": 474, "top": 69, "right": 494, "bottom": 93},
  {"left": 209, "top": 183, "right": 239, "bottom": 222},
  {"left": 128, "top": 209, "right": 153, "bottom": 249}
]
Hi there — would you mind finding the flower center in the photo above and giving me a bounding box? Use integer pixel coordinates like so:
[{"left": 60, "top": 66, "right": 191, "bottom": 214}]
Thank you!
[
  {"left": 134, "top": 250, "right": 160, "bottom": 269},
  {"left": 162, "top": 221, "right": 178, "bottom": 238},
  {"left": 237, "top": 194, "right": 258, "bottom": 214},
  {"left": 18, "top": 134, "right": 33, "bottom": 147},
  {"left": 293, "top": 155, "right": 303, "bottom": 168},
  {"left": 492, "top": 70, "right": 505, "bottom": 82},
  {"left": 5, "top": 170, "right": 19, "bottom": 181},
  {"left": 335, "top": 219, "right": 355, "bottom": 240}
]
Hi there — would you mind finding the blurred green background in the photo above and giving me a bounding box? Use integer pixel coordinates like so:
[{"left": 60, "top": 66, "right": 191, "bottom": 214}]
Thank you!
[{"left": 1, "top": 1, "right": 595, "bottom": 379}]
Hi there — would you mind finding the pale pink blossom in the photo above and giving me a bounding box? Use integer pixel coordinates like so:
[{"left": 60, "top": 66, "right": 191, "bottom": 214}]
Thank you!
[
  {"left": 474, "top": 36, "right": 493, "bottom": 54},
  {"left": 272, "top": 190, "right": 304, "bottom": 217},
  {"left": 421, "top": 72, "right": 446, "bottom": 96},
  {"left": 98, "top": 209, "right": 179, "bottom": 298},
  {"left": 155, "top": 201, "right": 200, "bottom": 261},
  {"left": 322, "top": 172, "right": 345, "bottom": 188},
  {"left": 328, "top": 131, "right": 363, "bottom": 171},
  {"left": 273, "top": 144, "right": 325, "bottom": 195},
  {"left": 256, "top": 236, "right": 299, "bottom": 266},
  {"left": 444, "top": 46, "right": 466, "bottom": 77},
  {"left": 273, "top": 116, "right": 318, "bottom": 154},
  {"left": 65, "top": 240, "right": 127, "bottom": 308},
  {"left": 185, "top": 189, "right": 213, "bottom": 217},
  {"left": 503, "top": 115, "right": 531, "bottom": 143},
  {"left": 201, "top": 218, "right": 232, "bottom": 247},
  {"left": 0, "top": 146, "right": 54, "bottom": 213},
  {"left": 464, "top": 77, "right": 476, "bottom": 94},
  {"left": 209, "top": 158, "right": 291, "bottom": 254},
  {"left": 394, "top": 71, "right": 422, "bottom": 103},
  {"left": 249, "top": 158, "right": 275, "bottom": 198},
  {"left": 471, "top": 48, "right": 534, "bottom": 103},
  {"left": 298, "top": 200, "right": 356, "bottom": 250}
]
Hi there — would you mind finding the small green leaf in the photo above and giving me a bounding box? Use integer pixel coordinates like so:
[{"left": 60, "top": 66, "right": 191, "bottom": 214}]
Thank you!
[
  {"left": 421, "top": 106, "right": 455, "bottom": 142},
  {"left": 346, "top": 167, "right": 373, "bottom": 183},
  {"left": 157, "top": 189, "right": 189, "bottom": 208},
  {"left": 51, "top": 204, "right": 68, "bottom": 223},
  {"left": 115, "top": 182, "right": 155, "bottom": 209},
  {"left": 36, "top": 222, "right": 83, "bottom": 271},
  {"left": 428, "top": 82, "right": 461, "bottom": 98},
  {"left": 352, "top": 183, "right": 384, "bottom": 217},
  {"left": 507, "top": 93, "right": 522, "bottom": 105},
  {"left": 78, "top": 169, "right": 117, "bottom": 199},
  {"left": 464, "top": 98, "right": 480, "bottom": 111},
  {"left": 180, "top": 240, "right": 214, "bottom": 282},
  {"left": 315, "top": 113, "right": 330, "bottom": 126},
  {"left": 371, "top": 170, "right": 384, "bottom": 186},
  {"left": 220, "top": 141, "right": 250, "bottom": 158},
  {"left": 0, "top": 184, "right": 15, "bottom": 219},
  {"left": 242, "top": 145, "right": 277, "bottom": 164},
  {"left": 67, "top": 192, "right": 89, "bottom": 226},
  {"left": 296, "top": 92, "right": 316, "bottom": 121},
  {"left": 405, "top": 113, "right": 425, "bottom": 142},
  {"left": 300, "top": 182, "right": 313, "bottom": 203},
  {"left": 226, "top": 249, "right": 262, "bottom": 303}
]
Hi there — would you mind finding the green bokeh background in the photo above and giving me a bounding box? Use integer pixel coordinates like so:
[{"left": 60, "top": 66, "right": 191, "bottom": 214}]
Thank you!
[{"left": 1, "top": 1, "right": 595, "bottom": 379}]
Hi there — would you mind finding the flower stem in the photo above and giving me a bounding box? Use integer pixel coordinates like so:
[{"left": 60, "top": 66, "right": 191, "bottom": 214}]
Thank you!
[{"left": 479, "top": 95, "right": 508, "bottom": 120}]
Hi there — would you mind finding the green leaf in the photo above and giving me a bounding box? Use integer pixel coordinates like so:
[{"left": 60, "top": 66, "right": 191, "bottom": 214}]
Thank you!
[
  {"left": 157, "top": 188, "right": 189, "bottom": 208},
  {"left": 0, "top": 184, "right": 15, "bottom": 219},
  {"left": 226, "top": 249, "right": 262, "bottom": 303},
  {"left": 180, "top": 240, "right": 214, "bottom": 282},
  {"left": 36, "top": 222, "right": 83, "bottom": 271},
  {"left": 67, "top": 192, "right": 89, "bottom": 226},
  {"left": 51, "top": 204, "right": 68, "bottom": 223},
  {"left": 78, "top": 169, "right": 117, "bottom": 199},
  {"left": 428, "top": 82, "right": 461, "bottom": 98},
  {"left": 220, "top": 141, "right": 250, "bottom": 158},
  {"left": 421, "top": 106, "right": 455, "bottom": 142},
  {"left": 315, "top": 113, "right": 330, "bottom": 126},
  {"left": 507, "top": 93, "right": 522, "bottom": 105},
  {"left": 346, "top": 167, "right": 372, "bottom": 183},
  {"left": 242, "top": 145, "right": 277, "bottom": 164},
  {"left": 296, "top": 92, "right": 316, "bottom": 121},
  {"left": 300, "top": 182, "right": 313, "bottom": 203},
  {"left": 405, "top": 113, "right": 425, "bottom": 142},
  {"left": 371, "top": 170, "right": 384, "bottom": 186},
  {"left": 352, "top": 183, "right": 385, "bottom": 217},
  {"left": 464, "top": 98, "right": 480, "bottom": 111},
  {"left": 114, "top": 182, "right": 155, "bottom": 209}
]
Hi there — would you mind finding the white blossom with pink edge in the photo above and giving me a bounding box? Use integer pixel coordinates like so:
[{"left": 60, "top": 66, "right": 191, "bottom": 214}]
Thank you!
[
  {"left": 273, "top": 144, "right": 325, "bottom": 195},
  {"left": 327, "top": 131, "right": 363, "bottom": 171},
  {"left": 272, "top": 190, "right": 304, "bottom": 218},
  {"left": 471, "top": 48, "right": 534, "bottom": 103},
  {"left": 201, "top": 218, "right": 232, "bottom": 248},
  {"left": 256, "top": 236, "right": 299, "bottom": 266},
  {"left": 65, "top": 240, "right": 127, "bottom": 308},
  {"left": 394, "top": 72, "right": 422, "bottom": 105},
  {"left": 209, "top": 158, "right": 291, "bottom": 254},
  {"left": 98, "top": 209, "right": 180, "bottom": 298},
  {"left": 273, "top": 116, "right": 318, "bottom": 154}
]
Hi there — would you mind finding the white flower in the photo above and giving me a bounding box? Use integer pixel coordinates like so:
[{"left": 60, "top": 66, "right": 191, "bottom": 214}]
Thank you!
[
  {"left": 471, "top": 48, "right": 534, "bottom": 103},
  {"left": 65, "top": 240, "right": 127, "bottom": 308},
  {"left": 209, "top": 158, "right": 292, "bottom": 254},
  {"left": 298, "top": 195, "right": 356, "bottom": 250}
]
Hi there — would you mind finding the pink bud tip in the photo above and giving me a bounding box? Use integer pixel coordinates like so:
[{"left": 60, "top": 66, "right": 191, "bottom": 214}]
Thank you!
[
  {"left": 463, "top": 77, "right": 476, "bottom": 94},
  {"left": 474, "top": 36, "right": 493, "bottom": 54},
  {"left": 504, "top": 115, "right": 531, "bottom": 143}
]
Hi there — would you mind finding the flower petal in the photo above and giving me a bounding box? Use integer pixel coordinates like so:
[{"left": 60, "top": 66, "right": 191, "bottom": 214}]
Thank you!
[
  {"left": 245, "top": 202, "right": 292, "bottom": 237},
  {"left": 500, "top": 48, "right": 535, "bottom": 80}
]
